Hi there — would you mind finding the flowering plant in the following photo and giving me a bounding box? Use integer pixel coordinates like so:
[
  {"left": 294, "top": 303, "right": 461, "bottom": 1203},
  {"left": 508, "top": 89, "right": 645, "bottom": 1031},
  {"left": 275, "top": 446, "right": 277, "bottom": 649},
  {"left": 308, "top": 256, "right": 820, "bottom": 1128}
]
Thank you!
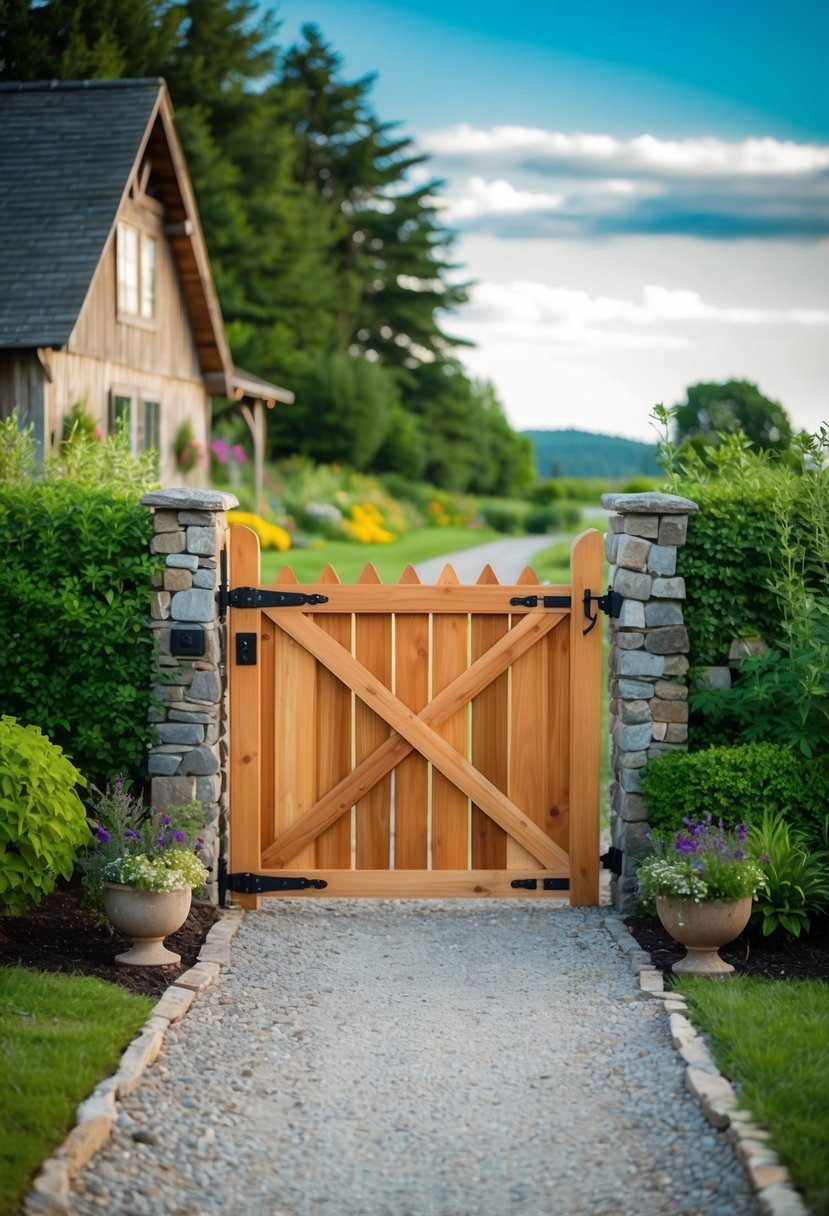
[
  {"left": 79, "top": 777, "right": 207, "bottom": 906},
  {"left": 637, "top": 815, "right": 766, "bottom": 904}
]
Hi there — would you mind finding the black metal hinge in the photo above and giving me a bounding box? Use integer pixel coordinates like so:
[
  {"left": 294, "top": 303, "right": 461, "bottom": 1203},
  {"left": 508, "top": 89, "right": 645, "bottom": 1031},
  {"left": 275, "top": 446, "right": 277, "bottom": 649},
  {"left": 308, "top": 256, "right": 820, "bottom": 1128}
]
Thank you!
[
  {"left": 601, "top": 847, "right": 624, "bottom": 875},
  {"left": 217, "top": 552, "right": 329, "bottom": 622},
  {"left": 510, "top": 877, "right": 570, "bottom": 891},
  {"left": 219, "top": 859, "right": 328, "bottom": 905}
]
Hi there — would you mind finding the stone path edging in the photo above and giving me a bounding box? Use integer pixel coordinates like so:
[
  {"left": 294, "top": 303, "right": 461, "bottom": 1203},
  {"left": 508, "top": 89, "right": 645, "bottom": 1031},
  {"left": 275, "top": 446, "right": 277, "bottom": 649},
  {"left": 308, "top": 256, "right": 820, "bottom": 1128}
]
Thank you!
[
  {"left": 24, "top": 909, "right": 244, "bottom": 1216},
  {"left": 24, "top": 907, "right": 807, "bottom": 1216},
  {"left": 603, "top": 915, "right": 808, "bottom": 1216}
]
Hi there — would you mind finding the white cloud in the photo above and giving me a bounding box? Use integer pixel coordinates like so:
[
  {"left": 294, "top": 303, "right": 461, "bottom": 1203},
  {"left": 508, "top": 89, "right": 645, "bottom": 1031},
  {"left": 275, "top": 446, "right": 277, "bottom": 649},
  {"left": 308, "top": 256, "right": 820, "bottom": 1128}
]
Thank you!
[
  {"left": 449, "top": 280, "right": 829, "bottom": 354},
  {"left": 425, "top": 124, "right": 829, "bottom": 177},
  {"left": 421, "top": 126, "right": 829, "bottom": 240}
]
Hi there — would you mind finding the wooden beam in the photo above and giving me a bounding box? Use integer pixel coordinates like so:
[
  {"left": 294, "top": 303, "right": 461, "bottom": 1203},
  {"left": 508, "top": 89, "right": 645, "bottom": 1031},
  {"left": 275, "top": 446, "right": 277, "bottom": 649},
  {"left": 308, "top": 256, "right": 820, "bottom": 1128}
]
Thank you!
[
  {"left": 264, "top": 611, "right": 570, "bottom": 871},
  {"left": 261, "top": 610, "right": 563, "bottom": 867},
  {"left": 241, "top": 869, "right": 570, "bottom": 899}
]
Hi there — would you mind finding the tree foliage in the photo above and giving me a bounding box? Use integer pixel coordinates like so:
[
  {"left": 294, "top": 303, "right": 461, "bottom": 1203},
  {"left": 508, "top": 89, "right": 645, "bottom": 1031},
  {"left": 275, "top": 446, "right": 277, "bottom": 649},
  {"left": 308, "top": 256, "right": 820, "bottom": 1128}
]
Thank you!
[
  {"left": 673, "top": 379, "right": 793, "bottom": 454},
  {"left": 0, "top": 3, "right": 533, "bottom": 492}
]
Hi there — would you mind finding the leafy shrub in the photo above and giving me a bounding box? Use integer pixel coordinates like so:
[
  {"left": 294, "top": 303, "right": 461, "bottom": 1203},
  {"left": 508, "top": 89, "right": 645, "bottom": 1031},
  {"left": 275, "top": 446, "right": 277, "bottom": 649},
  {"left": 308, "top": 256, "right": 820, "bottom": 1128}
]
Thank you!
[
  {"left": 478, "top": 502, "right": 527, "bottom": 533},
  {"left": 640, "top": 743, "right": 829, "bottom": 837},
  {"left": 749, "top": 811, "right": 829, "bottom": 939},
  {"left": 691, "top": 601, "right": 829, "bottom": 756},
  {"left": 0, "top": 480, "right": 160, "bottom": 783},
  {"left": 524, "top": 503, "right": 582, "bottom": 534},
  {"left": 0, "top": 411, "right": 36, "bottom": 483},
  {"left": 655, "top": 420, "right": 829, "bottom": 667},
  {"left": 0, "top": 716, "right": 90, "bottom": 915},
  {"left": 526, "top": 479, "right": 563, "bottom": 505}
]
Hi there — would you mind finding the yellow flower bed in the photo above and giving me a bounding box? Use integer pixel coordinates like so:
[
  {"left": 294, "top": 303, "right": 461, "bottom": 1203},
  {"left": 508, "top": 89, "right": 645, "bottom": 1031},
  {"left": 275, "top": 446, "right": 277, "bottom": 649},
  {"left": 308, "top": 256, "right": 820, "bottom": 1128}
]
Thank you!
[
  {"left": 227, "top": 511, "right": 291, "bottom": 551},
  {"left": 343, "top": 502, "right": 394, "bottom": 544}
]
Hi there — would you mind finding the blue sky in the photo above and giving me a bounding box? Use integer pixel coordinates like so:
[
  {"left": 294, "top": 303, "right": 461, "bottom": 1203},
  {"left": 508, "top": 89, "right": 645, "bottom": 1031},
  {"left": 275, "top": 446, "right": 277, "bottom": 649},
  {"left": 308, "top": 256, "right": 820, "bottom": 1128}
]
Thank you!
[{"left": 272, "top": 1, "right": 829, "bottom": 439}]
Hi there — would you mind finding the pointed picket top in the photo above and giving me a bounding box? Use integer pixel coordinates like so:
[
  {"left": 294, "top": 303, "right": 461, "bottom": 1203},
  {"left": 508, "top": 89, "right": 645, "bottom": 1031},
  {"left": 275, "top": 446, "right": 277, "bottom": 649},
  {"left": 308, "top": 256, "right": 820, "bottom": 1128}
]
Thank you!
[
  {"left": 398, "top": 563, "right": 421, "bottom": 585},
  {"left": 476, "top": 563, "right": 500, "bottom": 585},
  {"left": 317, "top": 563, "right": 341, "bottom": 585},
  {"left": 437, "top": 563, "right": 460, "bottom": 586},
  {"left": 517, "top": 566, "right": 540, "bottom": 585},
  {"left": 276, "top": 565, "right": 298, "bottom": 585},
  {"left": 357, "top": 562, "right": 382, "bottom": 584}
]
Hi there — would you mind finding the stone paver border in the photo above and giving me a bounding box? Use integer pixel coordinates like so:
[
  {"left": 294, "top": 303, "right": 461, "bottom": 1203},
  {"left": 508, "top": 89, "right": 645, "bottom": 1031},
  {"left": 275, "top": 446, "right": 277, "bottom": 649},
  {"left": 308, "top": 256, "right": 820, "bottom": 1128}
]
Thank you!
[
  {"left": 603, "top": 915, "right": 809, "bottom": 1216},
  {"left": 24, "top": 909, "right": 244, "bottom": 1216}
]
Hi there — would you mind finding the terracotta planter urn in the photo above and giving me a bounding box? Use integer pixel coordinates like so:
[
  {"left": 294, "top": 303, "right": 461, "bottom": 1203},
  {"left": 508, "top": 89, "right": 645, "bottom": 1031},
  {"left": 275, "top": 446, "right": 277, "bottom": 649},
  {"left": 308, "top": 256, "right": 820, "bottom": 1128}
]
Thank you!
[
  {"left": 102, "top": 882, "right": 192, "bottom": 966},
  {"left": 655, "top": 895, "right": 752, "bottom": 976}
]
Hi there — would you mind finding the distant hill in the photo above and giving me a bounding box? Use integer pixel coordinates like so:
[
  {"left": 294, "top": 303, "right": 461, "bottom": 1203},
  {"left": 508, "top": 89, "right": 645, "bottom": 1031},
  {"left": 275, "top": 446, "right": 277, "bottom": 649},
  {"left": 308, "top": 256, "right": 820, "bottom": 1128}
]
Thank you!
[{"left": 521, "top": 428, "right": 661, "bottom": 480}]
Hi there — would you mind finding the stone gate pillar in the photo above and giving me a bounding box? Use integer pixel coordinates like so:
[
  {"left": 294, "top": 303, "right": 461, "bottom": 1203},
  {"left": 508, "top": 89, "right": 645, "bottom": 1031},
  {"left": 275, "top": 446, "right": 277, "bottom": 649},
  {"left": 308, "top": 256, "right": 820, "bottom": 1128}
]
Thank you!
[
  {"left": 142, "top": 488, "right": 238, "bottom": 903},
  {"left": 601, "top": 491, "right": 699, "bottom": 914}
]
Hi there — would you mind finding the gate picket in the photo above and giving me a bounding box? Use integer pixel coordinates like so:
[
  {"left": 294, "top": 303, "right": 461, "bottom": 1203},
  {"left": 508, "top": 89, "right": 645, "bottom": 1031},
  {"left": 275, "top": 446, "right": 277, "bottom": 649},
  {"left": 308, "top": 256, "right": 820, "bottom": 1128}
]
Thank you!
[
  {"left": 355, "top": 564, "right": 392, "bottom": 869},
  {"left": 314, "top": 565, "right": 353, "bottom": 869},
  {"left": 227, "top": 526, "right": 603, "bottom": 904},
  {"left": 432, "top": 565, "right": 469, "bottom": 869},
  {"left": 471, "top": 565, "right": 508, "bottom": 869},
  {"left": 394, "top": 565, "right": 429, "bottom": 868}
]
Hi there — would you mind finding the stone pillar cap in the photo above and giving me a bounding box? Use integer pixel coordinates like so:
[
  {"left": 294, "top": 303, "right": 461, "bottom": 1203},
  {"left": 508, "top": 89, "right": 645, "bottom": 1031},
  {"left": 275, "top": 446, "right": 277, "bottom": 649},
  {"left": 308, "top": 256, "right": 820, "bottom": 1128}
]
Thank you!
[
  {"left": 601, "top": 491, "right": 698, "bottom": 514},
  {"left": 141, "top": 488, "right": 240, "bottom": 511}
]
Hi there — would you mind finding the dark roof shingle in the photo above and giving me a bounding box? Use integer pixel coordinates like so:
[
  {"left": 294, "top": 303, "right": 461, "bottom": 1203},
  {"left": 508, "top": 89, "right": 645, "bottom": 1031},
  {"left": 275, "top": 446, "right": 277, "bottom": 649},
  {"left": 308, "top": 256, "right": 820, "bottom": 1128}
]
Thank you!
[{"left": 0, "top": 80, "right": 163, "bottom": 347}]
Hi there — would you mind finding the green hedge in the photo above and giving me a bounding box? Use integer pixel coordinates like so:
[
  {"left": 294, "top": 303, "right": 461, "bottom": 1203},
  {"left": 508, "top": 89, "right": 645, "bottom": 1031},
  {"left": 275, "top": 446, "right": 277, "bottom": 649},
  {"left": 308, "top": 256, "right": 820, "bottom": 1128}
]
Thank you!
[
  {"left": 0, "top": 482, "right": 159, "bottom": 783},
  {"left": 640, "top": 742, "right": 829, "bottom": 837}
]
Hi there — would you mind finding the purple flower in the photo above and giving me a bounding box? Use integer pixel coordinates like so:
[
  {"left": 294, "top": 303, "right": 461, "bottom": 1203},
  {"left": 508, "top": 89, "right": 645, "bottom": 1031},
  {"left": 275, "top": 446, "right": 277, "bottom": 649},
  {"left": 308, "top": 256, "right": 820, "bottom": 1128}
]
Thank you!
[
  {"left": 210, "top": 439, "right": 230, "bottom": 465},
  {"left": 231, "top": 444, "right": 247, "bottom": 465},
  {"left": 760, "top": 854, "right": 770, "bottom": 863},
  {"left": 174, "top": 830, "right": 186, "bottom": 842},
  {"left": 161, "top": 813, "right": 171, "bottom": 827},
  {"left": 95, "top": 825, "right": 111, "bottom": 844},
  {"left": 124, "top": 828, "right": 141, "bottom": 841},
  {"left": 195, "top": 837, "right": 204, "bottom": 848},
  {"left": 736, "top": 823, "right": 749, "bottom": 841},
  {"left": 674, "top": 836, "right": 695, "bottom": 855},
  {"left": 155, "top": 837, "right": 166, "bottom": 847}
]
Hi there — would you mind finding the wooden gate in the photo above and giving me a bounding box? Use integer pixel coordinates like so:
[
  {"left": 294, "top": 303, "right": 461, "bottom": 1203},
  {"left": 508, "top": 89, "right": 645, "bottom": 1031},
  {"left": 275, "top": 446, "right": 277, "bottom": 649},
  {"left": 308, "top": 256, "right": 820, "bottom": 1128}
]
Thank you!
[{"left": 225, "top": 525, "right": 603, "bottom": 908}]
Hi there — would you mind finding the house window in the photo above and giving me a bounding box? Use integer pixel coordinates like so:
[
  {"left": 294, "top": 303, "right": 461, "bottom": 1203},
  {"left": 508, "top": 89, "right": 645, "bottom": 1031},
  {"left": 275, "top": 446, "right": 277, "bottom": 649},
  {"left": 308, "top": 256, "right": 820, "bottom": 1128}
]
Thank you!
[
  {"left": 117, "top": 223, "right": 156, "bottom": 320},
  {"left": 142, "top": 400, "right": 161, "bottom": 472},
  {"left": 110, "top": 393, "right": 133, "bottom": 438}
]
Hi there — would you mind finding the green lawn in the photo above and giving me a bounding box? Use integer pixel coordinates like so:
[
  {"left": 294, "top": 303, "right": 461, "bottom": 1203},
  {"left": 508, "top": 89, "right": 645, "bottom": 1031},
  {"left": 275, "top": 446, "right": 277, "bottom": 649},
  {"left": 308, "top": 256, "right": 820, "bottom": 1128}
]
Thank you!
[
  {"left": 260, "top": 525, "right": 499, "bottom": 583},
  {"left": 0, "top": 967, "right": 152, "bottom": 1215},
  {"left": 676, "top": 976, "right": 829, "bottom": 1215}
]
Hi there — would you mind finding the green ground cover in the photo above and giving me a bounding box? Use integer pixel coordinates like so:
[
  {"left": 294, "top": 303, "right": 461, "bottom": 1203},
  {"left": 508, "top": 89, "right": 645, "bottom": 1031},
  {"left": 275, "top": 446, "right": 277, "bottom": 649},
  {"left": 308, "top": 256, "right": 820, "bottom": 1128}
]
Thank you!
[
  {"left": 676, "top": 976, "right": 829, "bottom": 1215},
  {"left": 260, "top": 525, "right": 499, "bottom": 583},
  {"left": 0, "top": 967, "right": 152, "bottom": 1216}
]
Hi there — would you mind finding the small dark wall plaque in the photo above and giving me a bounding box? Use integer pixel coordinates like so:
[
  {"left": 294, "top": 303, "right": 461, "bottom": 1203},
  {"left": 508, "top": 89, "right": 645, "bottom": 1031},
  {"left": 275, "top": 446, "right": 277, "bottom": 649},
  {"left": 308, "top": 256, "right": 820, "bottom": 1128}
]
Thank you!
[{"left": 170, "top": 626, "right": 205, "bottom": 657}]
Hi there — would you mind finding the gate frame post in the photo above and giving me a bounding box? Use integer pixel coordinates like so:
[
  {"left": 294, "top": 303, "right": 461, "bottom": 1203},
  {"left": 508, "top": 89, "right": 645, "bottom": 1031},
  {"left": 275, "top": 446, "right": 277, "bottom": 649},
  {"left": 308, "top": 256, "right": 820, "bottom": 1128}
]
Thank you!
[
  {"left": 141, "top": 487, "right": 238, "bottom": 903},
  {"left": 600, "top": 491, "right": 699, "bottom": 914}
]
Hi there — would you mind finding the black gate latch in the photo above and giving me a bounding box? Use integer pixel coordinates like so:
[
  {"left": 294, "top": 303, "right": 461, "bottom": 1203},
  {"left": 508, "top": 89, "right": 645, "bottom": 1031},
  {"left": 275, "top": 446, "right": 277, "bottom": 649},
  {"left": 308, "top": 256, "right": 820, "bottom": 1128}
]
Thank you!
[{"left": 509, "top": 586, "right": 622, "bottom": 635}]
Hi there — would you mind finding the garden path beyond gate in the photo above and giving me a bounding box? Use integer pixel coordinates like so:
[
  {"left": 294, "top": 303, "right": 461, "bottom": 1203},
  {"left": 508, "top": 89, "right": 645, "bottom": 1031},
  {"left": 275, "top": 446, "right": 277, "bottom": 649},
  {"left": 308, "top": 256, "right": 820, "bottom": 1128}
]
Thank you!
[{"left": 224, "top": 525, "right": 604, "bottom": 908}]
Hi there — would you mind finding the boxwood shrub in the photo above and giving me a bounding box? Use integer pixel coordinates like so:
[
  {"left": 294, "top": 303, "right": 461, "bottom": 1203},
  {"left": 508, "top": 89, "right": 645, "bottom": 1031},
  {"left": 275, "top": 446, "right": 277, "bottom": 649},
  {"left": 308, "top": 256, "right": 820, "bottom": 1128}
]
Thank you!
[
  {"left": 639, "top": 742, "right": 829, "bottom": 837},
  {"left": 0, "top": 481, "right": 160, "bottom": 783}
]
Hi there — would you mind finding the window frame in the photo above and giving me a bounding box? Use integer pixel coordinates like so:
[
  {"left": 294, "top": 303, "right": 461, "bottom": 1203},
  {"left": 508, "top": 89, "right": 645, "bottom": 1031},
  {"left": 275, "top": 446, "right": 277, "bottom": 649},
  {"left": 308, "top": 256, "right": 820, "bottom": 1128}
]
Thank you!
[{"left": 116, "top": 221, "right": 157, "bottom": 325}]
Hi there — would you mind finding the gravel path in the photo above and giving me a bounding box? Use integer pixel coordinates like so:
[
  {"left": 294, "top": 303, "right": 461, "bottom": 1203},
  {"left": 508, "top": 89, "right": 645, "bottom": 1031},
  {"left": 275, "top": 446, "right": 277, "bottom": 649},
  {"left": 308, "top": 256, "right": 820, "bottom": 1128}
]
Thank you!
[{"left": 69, "top": 901, "right": 761, "bottom": 1216}]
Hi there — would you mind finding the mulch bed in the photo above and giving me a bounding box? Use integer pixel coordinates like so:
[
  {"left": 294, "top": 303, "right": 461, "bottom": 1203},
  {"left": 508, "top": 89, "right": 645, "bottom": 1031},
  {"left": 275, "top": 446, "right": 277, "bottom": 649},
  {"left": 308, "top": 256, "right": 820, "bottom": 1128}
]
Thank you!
[
  {"left": 4, "top": 885, "right": 829, "bottom": 998},
  {"left": 625, "top": 913, "right": 829, "bottom": 984},
  {"left": 0, "top": 884, "right": 221, "bottom": 999}
]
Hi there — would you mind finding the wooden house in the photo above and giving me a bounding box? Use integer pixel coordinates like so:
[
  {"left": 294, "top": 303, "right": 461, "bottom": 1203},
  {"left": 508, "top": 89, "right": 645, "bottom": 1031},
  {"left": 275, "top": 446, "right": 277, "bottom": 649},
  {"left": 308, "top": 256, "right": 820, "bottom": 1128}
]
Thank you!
[{"left": 0, "top": 78, "right": 291, "bottom": 485}]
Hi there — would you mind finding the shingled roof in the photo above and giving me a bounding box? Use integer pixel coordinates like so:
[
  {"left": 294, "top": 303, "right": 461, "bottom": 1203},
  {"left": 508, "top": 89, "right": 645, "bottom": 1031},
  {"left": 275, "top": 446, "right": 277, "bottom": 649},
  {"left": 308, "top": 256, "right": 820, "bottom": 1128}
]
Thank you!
[{"left": 0, "top": 79, "right": 232, "bottom": 392}]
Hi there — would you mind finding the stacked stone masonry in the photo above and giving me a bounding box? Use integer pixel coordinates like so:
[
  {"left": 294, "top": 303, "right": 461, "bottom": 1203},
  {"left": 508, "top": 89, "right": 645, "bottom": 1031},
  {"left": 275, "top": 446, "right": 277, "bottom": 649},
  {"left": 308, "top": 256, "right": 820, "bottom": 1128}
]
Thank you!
[
  {"left": 142, "top": 489, "right": 239, "bottom": 903},
  {"left": 601, "top": 492, "right": 699, "bottom": 914}
]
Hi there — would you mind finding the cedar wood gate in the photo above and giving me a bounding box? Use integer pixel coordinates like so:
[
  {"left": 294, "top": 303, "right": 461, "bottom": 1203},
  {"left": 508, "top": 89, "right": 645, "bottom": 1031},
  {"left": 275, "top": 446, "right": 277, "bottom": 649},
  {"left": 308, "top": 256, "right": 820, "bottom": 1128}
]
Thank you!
[{"left": 222, "top": 524, "right": 608, "bottom": 909}]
